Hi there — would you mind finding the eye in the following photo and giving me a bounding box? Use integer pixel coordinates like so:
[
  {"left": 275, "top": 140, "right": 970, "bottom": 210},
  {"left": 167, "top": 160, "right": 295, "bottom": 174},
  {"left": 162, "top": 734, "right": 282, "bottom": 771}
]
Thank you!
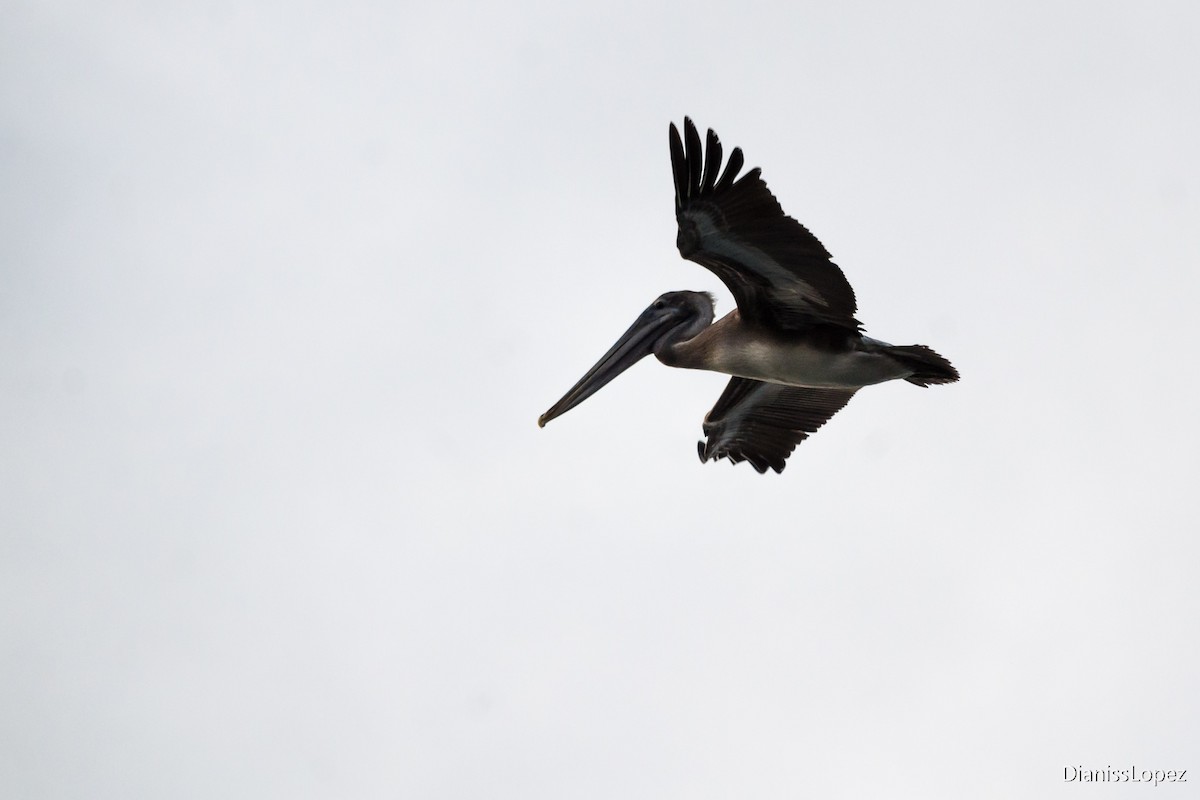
[{"left": 653, "top": 300, "right": 665, "bottom": 309}]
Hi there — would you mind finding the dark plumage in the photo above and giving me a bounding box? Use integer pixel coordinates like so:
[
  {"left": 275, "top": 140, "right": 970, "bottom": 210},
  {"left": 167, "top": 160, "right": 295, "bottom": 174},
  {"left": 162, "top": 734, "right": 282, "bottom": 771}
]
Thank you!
[{"left": 539, "top": 118, "right": 958, "bottom": 473}]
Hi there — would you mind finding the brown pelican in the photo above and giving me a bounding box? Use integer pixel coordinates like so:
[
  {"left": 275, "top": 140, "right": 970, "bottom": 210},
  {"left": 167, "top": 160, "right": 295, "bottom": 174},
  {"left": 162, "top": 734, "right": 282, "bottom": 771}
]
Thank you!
[{"left": 538, "top": 118, "right": 959, "bottom": 473}]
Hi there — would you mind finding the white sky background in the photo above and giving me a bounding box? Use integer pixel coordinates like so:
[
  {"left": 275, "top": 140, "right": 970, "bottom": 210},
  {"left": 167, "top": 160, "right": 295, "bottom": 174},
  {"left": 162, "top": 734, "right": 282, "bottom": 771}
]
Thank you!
[{"left": 2, "top": 0, "right": 1198, "bottom": 797}]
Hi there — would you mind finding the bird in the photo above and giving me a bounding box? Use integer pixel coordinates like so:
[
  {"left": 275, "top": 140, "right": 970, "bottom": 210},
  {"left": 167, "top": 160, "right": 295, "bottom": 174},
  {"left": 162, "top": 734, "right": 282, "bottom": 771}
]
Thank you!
[{"left": 538, "top": 118, "right": 958, "bottom": 473}]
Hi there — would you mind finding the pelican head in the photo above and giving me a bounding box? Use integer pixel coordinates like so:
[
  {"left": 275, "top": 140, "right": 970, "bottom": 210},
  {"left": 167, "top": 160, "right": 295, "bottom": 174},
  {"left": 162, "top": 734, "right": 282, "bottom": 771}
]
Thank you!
[{"left": 538, "top": 291, "right": 714, "bottom": 428}]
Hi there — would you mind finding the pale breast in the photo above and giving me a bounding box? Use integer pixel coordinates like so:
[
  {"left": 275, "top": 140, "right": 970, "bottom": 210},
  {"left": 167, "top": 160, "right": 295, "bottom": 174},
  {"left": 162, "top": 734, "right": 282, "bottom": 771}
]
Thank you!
[{"left": 709, "top": 333, "right": 908, "bottom": 389}]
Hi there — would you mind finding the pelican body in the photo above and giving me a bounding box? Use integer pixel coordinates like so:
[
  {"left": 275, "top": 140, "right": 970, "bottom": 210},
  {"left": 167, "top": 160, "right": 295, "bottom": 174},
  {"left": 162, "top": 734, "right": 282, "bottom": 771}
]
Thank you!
[
  {"left": 539, "top": 119, "right": 958, "bottom": 473},
  {"left": 661, "top": 310, "right": 916, "bottom": 388}
]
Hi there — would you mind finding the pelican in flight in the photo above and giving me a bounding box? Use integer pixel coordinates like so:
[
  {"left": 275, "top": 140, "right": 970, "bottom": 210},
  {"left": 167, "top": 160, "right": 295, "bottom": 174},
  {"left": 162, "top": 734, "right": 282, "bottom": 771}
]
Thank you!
[{"left": 538, "top": 118, "right": 959, "bottom": 473}]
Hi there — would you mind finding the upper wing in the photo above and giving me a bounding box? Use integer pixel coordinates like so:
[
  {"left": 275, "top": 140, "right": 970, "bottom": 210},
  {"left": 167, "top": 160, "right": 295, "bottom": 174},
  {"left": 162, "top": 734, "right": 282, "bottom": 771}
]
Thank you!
[
  {"left": 698, "top": 377, "right": 857, "bottom": 473},
  {"left": 670, "top": 118, "right": 861, "bottom": 332}
]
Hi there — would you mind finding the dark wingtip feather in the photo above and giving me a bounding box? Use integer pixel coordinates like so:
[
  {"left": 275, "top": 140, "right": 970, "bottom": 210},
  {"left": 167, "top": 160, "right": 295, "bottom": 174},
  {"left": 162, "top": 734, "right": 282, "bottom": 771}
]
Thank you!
[
  {"left": 669, "top": 122, "right": 687, "bottom": 210},
  {"left": 700, "top": 129, "right": 722, "bottom": 193},
  {"left": 715, "top": 147, "right": 744, "bottom": 191},
  {"left": 735, "top": 166, "right": 762, "bottom": 187},
  {"left": 683, "top": 118, "right": 702, "bottom": 202}
]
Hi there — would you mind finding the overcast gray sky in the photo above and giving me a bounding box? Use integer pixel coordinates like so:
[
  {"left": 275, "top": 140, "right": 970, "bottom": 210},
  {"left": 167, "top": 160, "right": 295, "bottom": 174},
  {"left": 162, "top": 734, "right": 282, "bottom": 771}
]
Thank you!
[{"left": 3, "top": 1, "right": 1198, "bottom": 797}]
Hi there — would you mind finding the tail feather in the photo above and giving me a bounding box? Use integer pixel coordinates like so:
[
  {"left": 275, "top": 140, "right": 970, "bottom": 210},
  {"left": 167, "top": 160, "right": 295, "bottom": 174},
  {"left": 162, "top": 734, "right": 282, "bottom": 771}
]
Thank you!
[{"left": 887, "top": 344, "right": 960, "bottom": 387}]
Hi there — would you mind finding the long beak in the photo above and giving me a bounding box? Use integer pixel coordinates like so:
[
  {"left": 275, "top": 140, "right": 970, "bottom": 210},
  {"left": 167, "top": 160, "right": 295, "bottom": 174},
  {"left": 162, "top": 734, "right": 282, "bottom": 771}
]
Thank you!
[{"left": 538, "top": 305, "right": 677, "bottom": 428}]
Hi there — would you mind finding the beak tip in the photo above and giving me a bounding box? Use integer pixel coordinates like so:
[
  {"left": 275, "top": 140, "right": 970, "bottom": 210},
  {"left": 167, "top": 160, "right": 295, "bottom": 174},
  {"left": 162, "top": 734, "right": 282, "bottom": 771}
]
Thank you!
[{"left": 537, "top": 414, "right": 548, "bottom": 428}]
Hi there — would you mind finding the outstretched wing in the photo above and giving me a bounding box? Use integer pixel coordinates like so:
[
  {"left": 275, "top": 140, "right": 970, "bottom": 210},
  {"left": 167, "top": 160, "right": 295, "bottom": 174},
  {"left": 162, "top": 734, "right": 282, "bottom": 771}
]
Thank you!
[
  {"left": 698, "top": 377, "right": 857, "bottom": 473},
  {"left": 670, "top": 118, "right": 861, "bottom": 332}
]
